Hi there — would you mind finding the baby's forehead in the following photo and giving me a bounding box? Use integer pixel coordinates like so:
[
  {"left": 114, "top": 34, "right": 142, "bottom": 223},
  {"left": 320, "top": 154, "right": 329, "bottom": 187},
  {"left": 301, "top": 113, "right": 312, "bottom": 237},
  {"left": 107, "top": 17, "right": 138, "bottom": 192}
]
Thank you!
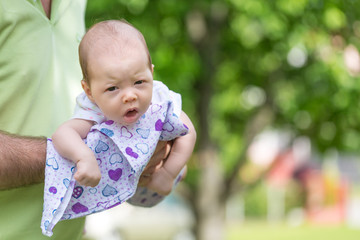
[
  {"left": 90, "top": 39, "right": 146, "bottom": 65},
  {"left": 85, "top": 30, "right": 146, "bottom": 62}
]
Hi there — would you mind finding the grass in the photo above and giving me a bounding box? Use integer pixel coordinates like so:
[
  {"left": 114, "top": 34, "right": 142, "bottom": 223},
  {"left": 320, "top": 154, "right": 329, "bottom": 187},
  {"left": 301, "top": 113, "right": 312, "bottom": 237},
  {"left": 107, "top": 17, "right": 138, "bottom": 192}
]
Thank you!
[{"left": 227, "top": 221, "right": 360, "bottom": 240}]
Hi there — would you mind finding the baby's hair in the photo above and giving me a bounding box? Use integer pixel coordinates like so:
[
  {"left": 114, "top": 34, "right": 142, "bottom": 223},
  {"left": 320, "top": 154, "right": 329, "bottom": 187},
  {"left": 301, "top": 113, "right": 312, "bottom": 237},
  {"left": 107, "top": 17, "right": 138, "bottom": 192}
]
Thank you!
[{"left": 79, "top": 19, "right": 152, "bottom": 85}]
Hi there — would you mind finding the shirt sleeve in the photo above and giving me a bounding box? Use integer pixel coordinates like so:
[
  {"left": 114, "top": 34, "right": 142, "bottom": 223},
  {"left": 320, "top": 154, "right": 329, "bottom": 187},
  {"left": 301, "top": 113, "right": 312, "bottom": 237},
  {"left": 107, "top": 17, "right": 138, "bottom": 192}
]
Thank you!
[{"left": 71, "top": 92, "right": 106, "bottom": 124}]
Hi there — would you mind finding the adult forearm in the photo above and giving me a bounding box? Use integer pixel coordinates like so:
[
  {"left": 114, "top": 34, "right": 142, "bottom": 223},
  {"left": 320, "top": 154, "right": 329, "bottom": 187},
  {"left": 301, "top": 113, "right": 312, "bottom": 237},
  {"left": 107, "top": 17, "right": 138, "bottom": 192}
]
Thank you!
[{"left": 0, "top": 130, "right": 46, "bottom": 190}]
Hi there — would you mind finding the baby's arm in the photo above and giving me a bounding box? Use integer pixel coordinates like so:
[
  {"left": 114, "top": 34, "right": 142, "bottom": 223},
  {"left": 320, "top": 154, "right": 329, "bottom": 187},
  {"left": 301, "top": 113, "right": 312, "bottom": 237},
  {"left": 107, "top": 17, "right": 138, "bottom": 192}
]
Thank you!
[
  {"left": 147, "top": 111, "right": 196, "bottom": 195},
  {"left": 52, "top": 119, "right": 101, "bottom": 187}
]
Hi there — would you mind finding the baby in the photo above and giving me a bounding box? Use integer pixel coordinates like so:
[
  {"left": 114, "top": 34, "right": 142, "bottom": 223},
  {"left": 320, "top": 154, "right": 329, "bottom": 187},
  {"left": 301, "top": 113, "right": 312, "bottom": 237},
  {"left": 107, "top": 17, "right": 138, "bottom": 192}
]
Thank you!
[
  {"left": 41, "top": 20, "right": 196, "bottom": 236},
  {"left": 53, "top": 20, "right": 196, "bottom": 195}
]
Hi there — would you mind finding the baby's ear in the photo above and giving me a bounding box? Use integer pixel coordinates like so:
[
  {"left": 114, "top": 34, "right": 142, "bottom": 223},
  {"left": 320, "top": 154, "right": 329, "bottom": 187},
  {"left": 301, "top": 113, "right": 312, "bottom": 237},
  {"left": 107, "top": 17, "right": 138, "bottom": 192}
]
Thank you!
[{"left": 81, "top": 80, "right": 94, "bottom": 102}]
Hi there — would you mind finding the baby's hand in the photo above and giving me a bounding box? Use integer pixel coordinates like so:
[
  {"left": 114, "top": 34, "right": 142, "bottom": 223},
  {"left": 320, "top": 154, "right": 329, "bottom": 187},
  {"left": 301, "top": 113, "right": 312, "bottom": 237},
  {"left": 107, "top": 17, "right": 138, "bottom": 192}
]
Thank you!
[
  {"left": 74, "top": 154, "right": 101, "bottom": 187},
  {"left": 147, "top": 168, "right": 174, "bottom": 196}
]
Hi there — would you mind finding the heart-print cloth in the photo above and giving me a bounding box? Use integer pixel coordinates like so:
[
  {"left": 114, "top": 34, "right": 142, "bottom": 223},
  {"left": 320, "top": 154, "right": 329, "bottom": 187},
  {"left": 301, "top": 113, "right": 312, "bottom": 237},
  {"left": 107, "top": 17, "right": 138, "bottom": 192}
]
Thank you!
[{"left": 41, "top": 96, "right": 188, "bottom": 237}]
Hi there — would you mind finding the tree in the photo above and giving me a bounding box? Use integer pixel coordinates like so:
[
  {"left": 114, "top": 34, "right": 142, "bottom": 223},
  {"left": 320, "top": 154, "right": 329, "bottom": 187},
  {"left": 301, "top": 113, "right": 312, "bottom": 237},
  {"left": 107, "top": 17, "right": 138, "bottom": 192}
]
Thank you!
[{"left": 86, "top": 0, "right": 360, "bottom": 239}]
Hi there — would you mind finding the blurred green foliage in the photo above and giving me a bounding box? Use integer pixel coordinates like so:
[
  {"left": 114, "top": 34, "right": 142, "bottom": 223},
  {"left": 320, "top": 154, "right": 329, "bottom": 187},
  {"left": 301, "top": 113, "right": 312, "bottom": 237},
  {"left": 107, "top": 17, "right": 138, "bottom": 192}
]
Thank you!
[
  {"left": 85, "top": 0, "right": 360, "bottom": 178},
  {"left": 243, "top": 180, "right": 303, "bottom": 217},
  {"left": 244, "top": 181, "right": 268, "bottom": 217}
]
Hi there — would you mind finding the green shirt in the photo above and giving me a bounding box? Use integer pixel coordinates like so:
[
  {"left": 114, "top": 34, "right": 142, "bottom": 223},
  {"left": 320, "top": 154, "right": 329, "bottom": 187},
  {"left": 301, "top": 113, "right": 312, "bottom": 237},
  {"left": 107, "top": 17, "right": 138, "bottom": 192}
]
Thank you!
[{"left": 0, "top": 0, "right": 86, "bottom": 239}]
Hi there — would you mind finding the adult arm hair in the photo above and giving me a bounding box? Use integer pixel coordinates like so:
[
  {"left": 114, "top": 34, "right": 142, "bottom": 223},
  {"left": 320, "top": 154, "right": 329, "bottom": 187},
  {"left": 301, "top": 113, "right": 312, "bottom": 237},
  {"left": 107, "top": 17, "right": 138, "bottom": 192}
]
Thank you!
[{"left": 0, "top": 130, "right": 46, "bottom": 190}]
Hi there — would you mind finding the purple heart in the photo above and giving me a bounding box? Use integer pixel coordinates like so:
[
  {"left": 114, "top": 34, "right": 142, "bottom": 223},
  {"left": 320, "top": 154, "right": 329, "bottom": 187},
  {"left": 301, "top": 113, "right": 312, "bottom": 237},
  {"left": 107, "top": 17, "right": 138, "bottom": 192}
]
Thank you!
[
  {"left": 155, "top": 119, "right": 163, "bottom": 131},
  {"left": 49, "top": 186, "right": 57, "bottom": 194},
  {"left": 71, "top": 203, "right": 88, "bottom": 214},
  {"left": 72, "top": 186, "right": 84, "bottom": 199},
  {"left": 108, "top": 168, "right": 122, "bottom": 181},
  {"left": 126, "top": 147, "right": 138, "bottom": 159},
  {"left": 105, "top": 120, "right": 114, "bottom": 125}
]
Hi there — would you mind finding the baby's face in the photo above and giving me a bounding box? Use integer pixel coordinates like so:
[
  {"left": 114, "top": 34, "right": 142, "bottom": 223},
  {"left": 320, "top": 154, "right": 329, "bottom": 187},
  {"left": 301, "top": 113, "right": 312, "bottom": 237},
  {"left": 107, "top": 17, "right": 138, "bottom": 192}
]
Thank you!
[{"left": 85, "top": 48, "right": 153, "bottom": 125}]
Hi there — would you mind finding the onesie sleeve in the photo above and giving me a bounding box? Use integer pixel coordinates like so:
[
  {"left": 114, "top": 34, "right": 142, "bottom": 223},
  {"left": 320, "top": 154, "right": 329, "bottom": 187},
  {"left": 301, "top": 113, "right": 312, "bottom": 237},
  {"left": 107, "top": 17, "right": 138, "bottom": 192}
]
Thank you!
[
  {"left": 71, "top": 92, "right": 106, "bottom": 124},
  {"left": 152, "top": 80, "right": 182, "bottom": 117},
  {"left": 152, "top": 81, "right": 188, "bottom": 141}
]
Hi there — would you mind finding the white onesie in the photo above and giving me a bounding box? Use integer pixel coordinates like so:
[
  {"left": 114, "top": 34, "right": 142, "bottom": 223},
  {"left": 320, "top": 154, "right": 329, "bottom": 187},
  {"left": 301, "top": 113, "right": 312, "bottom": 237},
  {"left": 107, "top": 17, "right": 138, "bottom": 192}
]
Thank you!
[{"left": 41, "top": 81, "right": 188, "bottom": 236}]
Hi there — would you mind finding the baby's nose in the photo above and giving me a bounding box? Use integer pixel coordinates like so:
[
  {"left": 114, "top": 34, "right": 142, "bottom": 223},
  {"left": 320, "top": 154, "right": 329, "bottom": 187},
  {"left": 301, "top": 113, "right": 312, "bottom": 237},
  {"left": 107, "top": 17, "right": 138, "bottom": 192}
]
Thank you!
[{"left": 123, "top": 90, "right": 137, "bottom": 103}]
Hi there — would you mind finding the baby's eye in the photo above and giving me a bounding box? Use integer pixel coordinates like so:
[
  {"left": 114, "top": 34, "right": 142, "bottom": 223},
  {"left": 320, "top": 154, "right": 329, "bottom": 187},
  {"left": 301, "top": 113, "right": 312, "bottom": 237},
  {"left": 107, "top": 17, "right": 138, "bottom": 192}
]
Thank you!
[
  {"left": 134, "top": 80, "right": 144, "bottom": 85},
  {"left": 106, "top": 86, "right": 118, "bottom": 92}
]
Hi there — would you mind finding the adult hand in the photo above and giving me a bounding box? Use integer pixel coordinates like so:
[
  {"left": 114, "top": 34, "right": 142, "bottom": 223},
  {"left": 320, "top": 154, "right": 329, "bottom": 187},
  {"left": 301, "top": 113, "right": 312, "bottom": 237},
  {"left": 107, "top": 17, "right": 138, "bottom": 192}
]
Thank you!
[{"left": 138, "top": 141, "right": 172, "bottom": 187}]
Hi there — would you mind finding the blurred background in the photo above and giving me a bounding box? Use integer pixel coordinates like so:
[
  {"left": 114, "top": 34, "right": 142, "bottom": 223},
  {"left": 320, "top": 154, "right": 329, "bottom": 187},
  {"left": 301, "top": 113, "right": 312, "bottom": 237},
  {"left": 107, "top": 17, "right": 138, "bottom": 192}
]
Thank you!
[{"left": 82, "top": 0, "right": 360, "bottom": 239}]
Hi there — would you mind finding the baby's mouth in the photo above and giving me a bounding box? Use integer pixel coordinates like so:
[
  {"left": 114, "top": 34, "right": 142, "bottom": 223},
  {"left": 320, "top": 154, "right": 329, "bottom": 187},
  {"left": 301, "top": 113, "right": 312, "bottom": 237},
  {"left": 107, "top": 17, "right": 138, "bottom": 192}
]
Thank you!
[
  {"left": 126, "top": 108, "right": 138, "bottom": 115},
  {"left": 124, "top": 108, "right": 139, "bottom": 123}
]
